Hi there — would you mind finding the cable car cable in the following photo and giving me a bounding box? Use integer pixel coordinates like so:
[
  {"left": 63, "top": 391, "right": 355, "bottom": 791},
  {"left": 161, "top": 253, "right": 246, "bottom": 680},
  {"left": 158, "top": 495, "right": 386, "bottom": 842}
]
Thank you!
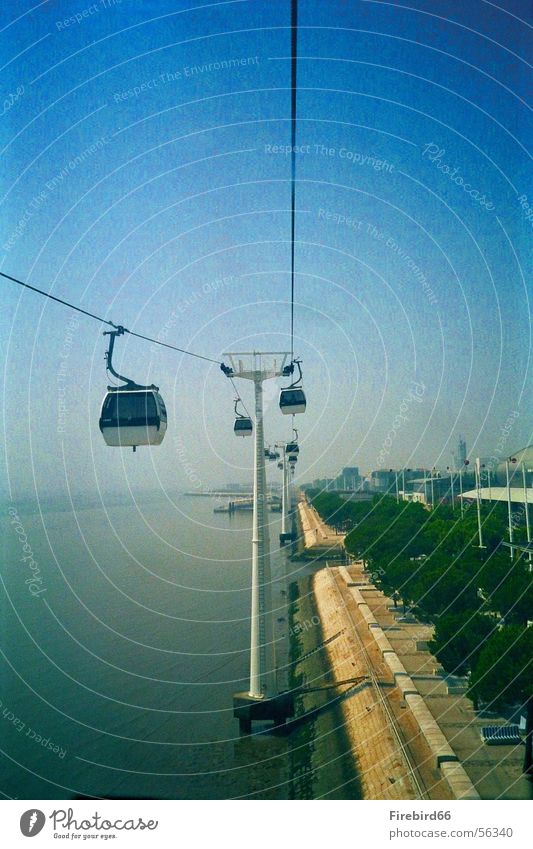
[
  {"left": 228, "top": 375, "right": 251, "bottom": 418},
  {"left": 1, "top": 270, "right": 119, "bottom": 328},
  {"left": 1, "top": 270, "right": 222, "bottom": 366},
  {"left": 126, "top": 328, "right": 220, "bottom": 365},
  {"left": 290, "top": 0, "right": 298, "bottom": 363}
]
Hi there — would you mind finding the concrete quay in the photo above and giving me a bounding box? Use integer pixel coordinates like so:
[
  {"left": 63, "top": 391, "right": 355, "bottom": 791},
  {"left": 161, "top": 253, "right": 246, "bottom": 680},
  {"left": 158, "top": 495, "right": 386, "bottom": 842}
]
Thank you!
[
  {"left": 296, "top": 498, "right": 345, "bottom": 559},
  {"left": 303, "top": 500, "right": 529, "bottom": 799},
  {"left": 331, "top": 560, "right": 529, "bottom": 799}
]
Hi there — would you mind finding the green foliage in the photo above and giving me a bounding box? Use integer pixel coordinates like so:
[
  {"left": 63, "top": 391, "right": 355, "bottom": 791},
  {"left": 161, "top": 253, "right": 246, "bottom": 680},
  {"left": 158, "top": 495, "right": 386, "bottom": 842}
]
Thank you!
[
  {"left": 309, "top": 490, "right": 532, "bottom": 697},
  {"left": 469, "top": 626, "right": 533, "bottom": 708},
  {"left": 429, "top": 612, "right": 496, "bottom": 675},
  {"left": 490, "top": 572, "right": 533, "bottom": 626},
  {"left": 344, "top": 497, "right": 430, "bottom": 561}
]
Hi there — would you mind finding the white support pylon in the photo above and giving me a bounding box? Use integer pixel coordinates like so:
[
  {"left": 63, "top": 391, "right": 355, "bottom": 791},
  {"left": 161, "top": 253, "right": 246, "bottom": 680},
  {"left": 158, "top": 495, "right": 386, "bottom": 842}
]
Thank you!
[
  {"left": 250, "top": 374, "right": 271, "bottom": 697},
  {"left": 281, "top": 445, "right": 289, "bottom": 537},
  {"left": 225, "top": 352, "right": 289, "bottom": 700}
]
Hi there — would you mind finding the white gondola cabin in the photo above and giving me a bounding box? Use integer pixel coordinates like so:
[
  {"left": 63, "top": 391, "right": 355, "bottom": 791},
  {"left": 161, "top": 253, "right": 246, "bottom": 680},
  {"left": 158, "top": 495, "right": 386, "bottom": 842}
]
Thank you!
[
  {"left": 279, "top": 359, "right": 306, "bottom": 415},
  {"left": 234, "top": 417, "right": 253, "bottom": 437},
  {"left": 99, "top": 388, "right": 167, "bottom": 449},
  {"left": 279, "top": 387, "right": 306, "bottom": 415}
]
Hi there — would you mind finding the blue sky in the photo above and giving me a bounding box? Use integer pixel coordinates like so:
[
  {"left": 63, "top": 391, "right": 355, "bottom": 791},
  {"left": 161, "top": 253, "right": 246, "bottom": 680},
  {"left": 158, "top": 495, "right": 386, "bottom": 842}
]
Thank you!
[{"left": 1, "top": 0, "right": 531, "bottom": 498}]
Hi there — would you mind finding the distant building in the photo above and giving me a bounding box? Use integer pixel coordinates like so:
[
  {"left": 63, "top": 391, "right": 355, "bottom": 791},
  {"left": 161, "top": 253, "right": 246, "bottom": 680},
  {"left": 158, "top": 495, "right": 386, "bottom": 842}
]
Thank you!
[
  {"left": 403, "top": 491, "right": 427, "bottom": 505},
  {"left": 493, "top": 443, "right": 533, "bottom": 488},
  {"left": 369, "top": 470, "right": 396, "bottom": 493},
  {"left": 341, "top": 466, "right": 361, "bottom": 490},
  {"left": 311, "top": 468, "right": 362, "bottom": 492},
  {"left": 454, "top": 436, "right": 467, "bottom": 469},
  {"left": 310, "top": 478, "right": 336, "bottom": 491}
]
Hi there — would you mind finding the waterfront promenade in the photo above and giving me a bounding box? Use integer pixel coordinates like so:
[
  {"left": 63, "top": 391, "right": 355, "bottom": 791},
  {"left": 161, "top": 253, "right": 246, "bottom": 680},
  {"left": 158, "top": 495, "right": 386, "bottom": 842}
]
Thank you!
[
  {"left": 297, "top": 497, "right": 345, "bottom": 556},
  {"left": 304, "top": 502, "right": 528, "bottom": 800}
]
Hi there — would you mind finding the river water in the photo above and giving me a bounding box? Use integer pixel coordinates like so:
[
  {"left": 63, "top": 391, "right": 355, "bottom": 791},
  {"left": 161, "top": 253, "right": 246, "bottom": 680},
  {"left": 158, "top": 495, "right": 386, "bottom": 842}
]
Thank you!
[{"left": 1, "top": 493, "right": 360, "bottom": 799}]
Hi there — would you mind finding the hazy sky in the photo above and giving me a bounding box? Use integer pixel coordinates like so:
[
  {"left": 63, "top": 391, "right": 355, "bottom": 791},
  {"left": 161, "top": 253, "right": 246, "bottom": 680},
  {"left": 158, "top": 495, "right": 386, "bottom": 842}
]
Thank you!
[{"left": 1, "top": 0, "right": 531, "bottom": 500}]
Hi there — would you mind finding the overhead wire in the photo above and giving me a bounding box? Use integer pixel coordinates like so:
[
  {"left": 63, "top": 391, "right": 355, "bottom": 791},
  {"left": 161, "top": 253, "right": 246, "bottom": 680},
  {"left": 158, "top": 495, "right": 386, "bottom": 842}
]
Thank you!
[
  {"left": 2, "top": 262, "right": 258, "bottom": 426},
  {"left": 3, "top": 3, "right": 302, "bottom": 410},
  {"left": 1, "top": 270, "right": 118, "bottom": 328},
  {"left": 229, "top": 374, "right": 252, "bottom": 419},
  {"left": 1, "top": 270, "right": 222, "bottom": 366},
  {"left": 2, "top": 3, "right": 301, "bottom": 379},
  {"left": 3, "top": 7, "right": 306, "bottom": 444},
  {"left": 290, "top": 0, "right": 298, "bottom": 364}
]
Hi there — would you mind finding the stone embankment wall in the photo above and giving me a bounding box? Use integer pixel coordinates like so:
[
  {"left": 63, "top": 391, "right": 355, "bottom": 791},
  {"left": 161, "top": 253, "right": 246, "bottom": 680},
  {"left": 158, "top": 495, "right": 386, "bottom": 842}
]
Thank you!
[{"left": 338, "top": 567, "right": 480, "bottom": 800}]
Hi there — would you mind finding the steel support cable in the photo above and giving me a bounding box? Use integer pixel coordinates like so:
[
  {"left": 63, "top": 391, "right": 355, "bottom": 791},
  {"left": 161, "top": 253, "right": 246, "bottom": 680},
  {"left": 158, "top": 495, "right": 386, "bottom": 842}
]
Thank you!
[
  {"left": 229, "top": 374, "right": 252, "bottom": 419},
  {"left": 1, "top": 270, "right": 222, "bottom": 365},
  {"left": 290, "top": 0, "right": 298, "bottom": 363}
]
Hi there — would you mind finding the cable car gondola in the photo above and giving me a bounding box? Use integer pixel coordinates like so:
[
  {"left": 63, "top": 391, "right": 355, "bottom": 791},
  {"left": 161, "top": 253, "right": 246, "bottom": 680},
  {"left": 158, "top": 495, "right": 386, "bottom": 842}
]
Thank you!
[
  {"left": 100, "top": 388, "right": 167, "bottom": 450},
  {"left": 234, "top": 399, "right": 252, "bottom": 437},
  {"left": 99, "top": 328, "right": 167, "bottom": 451},
  {"left": 279, "top": 359, "right": 306, "bottom": 415},
  {"left": 286, "top": 428, "right": 300, "bottom": 462},
  {"left": 235, "top": 418, "right": 253, "bottom": 436}
]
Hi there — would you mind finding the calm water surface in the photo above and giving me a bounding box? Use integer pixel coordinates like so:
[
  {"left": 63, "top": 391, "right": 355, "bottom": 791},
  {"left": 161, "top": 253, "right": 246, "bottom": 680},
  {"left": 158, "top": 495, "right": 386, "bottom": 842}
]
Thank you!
[{"left": 1, "top": 493, "right": 358, "bottom": 799}]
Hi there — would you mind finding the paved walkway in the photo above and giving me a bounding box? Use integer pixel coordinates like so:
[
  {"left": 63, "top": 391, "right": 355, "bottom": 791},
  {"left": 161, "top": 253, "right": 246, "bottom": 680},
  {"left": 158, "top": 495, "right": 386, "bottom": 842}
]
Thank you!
[{"left": 298, "top": 499, "right": 345, "bottom": 554}]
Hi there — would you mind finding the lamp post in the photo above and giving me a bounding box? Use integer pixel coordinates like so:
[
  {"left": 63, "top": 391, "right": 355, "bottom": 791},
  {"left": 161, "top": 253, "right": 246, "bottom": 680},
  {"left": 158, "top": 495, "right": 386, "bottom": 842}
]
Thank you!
[
  {"left": 523, "top": 462, "right": 532, "bottom": 566},
  {"left": 393, "top": 469, "right": 399, "bottom": 504},
  {"left": 506, "top": 457, "right": 516, "bottom": 560},
  {"left": 459, "top": 460, "right": 469, "bottom": 519},
  {"left": 447, "top": 466, "right": 455, "bottom": 511},
  {"left": 475, "top": 457, "right": 485, "bottom": 549}
]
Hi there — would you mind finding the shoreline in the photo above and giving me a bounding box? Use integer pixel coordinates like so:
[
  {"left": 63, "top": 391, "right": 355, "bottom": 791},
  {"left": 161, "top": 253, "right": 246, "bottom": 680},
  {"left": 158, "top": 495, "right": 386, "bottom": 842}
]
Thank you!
[
  {"left": 287, "top": 574, "right": 362, "bottom": 799},
  {"left": 312, "top": 567, "right": 425, "bottom": 799}
]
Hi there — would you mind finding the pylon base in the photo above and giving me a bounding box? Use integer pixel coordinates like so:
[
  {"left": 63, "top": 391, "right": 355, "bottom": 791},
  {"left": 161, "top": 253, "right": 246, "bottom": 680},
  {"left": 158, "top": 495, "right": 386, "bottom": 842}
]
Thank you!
[
  {"left": 233, "top": 691, "right": 294, "bottom": 734},
  {"left": 279, "top": 532, "right": 295, "bottom": 545}
]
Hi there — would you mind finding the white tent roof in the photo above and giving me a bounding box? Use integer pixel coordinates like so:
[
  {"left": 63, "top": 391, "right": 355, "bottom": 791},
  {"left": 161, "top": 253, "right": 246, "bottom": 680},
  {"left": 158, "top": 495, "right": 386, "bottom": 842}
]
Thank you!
[{"left": 462, "top": 487, "right": 532, "bottom": 504}]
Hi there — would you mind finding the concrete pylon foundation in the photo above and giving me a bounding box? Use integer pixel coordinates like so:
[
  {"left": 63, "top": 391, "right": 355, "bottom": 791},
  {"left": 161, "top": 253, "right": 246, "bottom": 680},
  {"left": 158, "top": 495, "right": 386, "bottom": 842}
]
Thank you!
[{"left": 233, "top": 691, "right": 295, "bottom": 734}]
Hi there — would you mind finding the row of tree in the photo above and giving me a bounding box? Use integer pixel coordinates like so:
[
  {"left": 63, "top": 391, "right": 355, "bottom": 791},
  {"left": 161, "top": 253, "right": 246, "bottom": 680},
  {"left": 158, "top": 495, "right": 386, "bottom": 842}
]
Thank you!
[{"left": 306, "top": 489, "right": 533, "bottom": 776}]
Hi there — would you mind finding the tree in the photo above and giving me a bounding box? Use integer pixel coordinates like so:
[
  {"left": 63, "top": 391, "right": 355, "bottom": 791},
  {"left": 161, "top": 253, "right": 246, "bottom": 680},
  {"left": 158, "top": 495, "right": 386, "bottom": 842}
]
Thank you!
[
  {"left": 407, "top": 555, "right": 480, "bottom": 618},
  {"left": 491, "top": 572, "right": 533, "bottom": 626},
  {"left": 469, "top": 626, "right": 533, "bottom": 777},
  {"left": 429, "top": 611, "right": 496, "bottom": 675}
]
